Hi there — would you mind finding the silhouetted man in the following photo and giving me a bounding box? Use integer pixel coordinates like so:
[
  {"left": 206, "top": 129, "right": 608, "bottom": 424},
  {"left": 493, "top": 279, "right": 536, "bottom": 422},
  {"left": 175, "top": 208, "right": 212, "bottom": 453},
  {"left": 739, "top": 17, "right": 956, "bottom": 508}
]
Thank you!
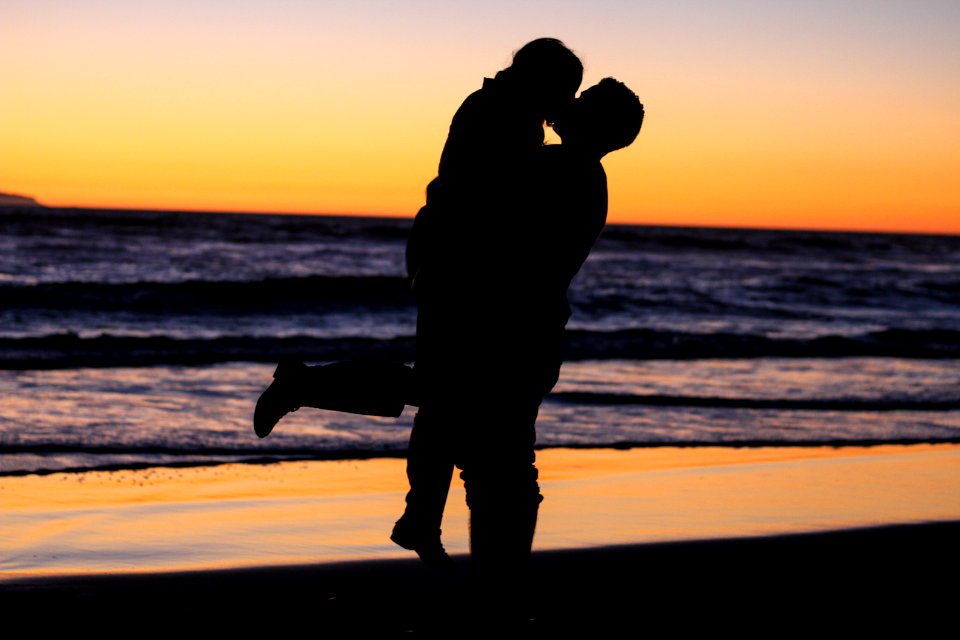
[
  {"left": 397, "top": 79, "right": 645, "bottom": 591},
  {"left": 392, "top": 38, "right": 584, "bottom": 566}
]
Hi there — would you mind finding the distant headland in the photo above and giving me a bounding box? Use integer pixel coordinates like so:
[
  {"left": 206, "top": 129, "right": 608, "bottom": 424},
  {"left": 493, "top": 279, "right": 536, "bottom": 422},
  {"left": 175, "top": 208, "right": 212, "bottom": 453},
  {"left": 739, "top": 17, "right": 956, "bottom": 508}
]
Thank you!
[{"left": 0, "top": 191, "right": 43, "bottom": 207}]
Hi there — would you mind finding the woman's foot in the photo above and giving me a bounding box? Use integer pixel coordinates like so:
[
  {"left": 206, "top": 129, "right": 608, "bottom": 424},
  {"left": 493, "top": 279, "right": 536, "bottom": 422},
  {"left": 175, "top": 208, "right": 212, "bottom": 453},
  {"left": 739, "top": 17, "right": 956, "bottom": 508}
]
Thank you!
[
  {"left": 390, "top": 515, "right": 456, "bottom": 569},
  {"left": 253, "top": 360, "right": 307, "bottom": 438}
]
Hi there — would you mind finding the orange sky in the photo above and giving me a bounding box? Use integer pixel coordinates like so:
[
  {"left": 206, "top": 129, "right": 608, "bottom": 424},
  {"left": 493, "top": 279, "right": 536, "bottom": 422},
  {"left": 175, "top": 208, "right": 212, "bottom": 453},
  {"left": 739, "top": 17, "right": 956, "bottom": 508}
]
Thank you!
[{"left": 3, "top": 1, "right": 959, "bottom": 234}]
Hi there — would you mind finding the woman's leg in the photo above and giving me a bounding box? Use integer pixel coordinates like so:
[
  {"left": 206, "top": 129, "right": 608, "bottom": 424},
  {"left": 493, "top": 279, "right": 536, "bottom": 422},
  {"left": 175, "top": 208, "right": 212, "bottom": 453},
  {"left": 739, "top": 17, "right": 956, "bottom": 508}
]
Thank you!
[
  {"left": 254, "top": 359, "right": 414, "bottom": 437},
  {"left": 391, "top": 405, "right": 456, "bottom": 566}
]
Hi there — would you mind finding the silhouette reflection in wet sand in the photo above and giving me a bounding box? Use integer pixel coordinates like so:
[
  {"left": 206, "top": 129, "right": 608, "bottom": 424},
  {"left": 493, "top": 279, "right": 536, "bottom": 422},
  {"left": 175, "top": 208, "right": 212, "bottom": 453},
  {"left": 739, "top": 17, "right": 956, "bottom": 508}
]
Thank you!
[{"left": 254, "top": 38, "right": 643, "bottom": 622}]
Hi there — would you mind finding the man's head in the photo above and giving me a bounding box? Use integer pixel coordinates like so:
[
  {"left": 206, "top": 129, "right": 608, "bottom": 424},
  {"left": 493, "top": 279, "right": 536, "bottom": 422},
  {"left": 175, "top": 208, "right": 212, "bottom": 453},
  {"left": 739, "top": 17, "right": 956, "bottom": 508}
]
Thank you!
[
  {"left": 554, "top": 78, "right": 644, "bottom": 157},
  {"left": 504, "top": 38, "right": 583, "bottom": 123}
]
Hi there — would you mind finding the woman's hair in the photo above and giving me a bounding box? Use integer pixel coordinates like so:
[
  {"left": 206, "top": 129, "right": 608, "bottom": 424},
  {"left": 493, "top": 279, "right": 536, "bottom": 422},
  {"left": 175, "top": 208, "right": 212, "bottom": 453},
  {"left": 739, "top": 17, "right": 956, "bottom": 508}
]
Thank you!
[{"left": 510, "top": 38, "right": 583, "bottom": 86}]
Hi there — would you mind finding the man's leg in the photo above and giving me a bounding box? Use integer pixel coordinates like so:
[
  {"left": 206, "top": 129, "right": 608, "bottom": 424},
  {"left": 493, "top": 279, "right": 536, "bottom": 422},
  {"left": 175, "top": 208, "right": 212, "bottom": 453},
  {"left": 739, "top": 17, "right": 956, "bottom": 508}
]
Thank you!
[
  {"left": 451, "top": 394, "right": 542, "bottom": 627},
  {"left": 457, "top": 395, "right": 543, "bottom": 578}
]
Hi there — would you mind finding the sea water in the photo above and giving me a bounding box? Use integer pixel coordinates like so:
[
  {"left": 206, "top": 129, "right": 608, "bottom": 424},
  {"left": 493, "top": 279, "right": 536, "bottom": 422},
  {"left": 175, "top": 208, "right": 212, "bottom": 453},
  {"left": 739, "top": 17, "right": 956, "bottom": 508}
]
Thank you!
[{"left": 2, "top": 207, "right": 958, "bottom": 474}]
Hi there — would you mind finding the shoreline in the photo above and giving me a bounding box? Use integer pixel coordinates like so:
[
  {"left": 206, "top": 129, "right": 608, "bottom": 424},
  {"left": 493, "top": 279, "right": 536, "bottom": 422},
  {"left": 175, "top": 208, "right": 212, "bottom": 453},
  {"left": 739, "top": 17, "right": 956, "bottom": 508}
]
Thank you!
[{"left": 6, "top": 436, "right": 960, "bottom": 478}]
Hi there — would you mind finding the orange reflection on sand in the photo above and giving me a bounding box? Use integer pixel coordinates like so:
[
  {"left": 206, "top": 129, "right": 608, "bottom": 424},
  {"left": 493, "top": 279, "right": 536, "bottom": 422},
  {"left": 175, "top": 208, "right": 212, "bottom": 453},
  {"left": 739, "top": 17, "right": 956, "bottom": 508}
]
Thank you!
[
  {"left": 1, "top": 460, "right": 416, "bottom": 577},
  {"left": 2, "top": 445, "right": 959, "bottom": 578},
  {"left": 3, "top": 459, "right": 412, "bottom": 508},
  {"left": 535, "top": 445, "right": 960, "bottom": 549}
]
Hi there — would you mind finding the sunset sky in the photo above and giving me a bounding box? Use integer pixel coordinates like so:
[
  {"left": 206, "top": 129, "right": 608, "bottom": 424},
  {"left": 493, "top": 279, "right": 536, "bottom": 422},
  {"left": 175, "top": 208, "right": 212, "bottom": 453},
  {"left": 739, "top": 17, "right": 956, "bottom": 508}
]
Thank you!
[{"left": 3, "top": 0, "right": 959, "bottom": 233}]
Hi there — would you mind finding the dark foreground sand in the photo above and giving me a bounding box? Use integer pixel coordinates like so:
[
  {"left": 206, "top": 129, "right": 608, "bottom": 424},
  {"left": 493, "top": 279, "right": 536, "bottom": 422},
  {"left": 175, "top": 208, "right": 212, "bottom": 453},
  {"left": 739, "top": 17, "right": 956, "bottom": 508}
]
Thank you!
[{"left": 4, "top": 521, "right": 956, "bottom": 637}]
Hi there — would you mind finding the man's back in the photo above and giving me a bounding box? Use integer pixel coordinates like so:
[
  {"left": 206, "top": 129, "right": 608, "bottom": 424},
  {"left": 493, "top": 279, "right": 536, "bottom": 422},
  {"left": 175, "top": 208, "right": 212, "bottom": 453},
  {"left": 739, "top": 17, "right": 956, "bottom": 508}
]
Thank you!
[{"left": 494, "top": 144, "right": 607, "bottom": 393}]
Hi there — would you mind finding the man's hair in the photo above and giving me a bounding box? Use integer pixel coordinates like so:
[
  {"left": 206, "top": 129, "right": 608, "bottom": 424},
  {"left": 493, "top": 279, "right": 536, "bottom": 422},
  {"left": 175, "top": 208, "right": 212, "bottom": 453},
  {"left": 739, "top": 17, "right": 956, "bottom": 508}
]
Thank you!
[
  {"left": 580, "top": 78, "right": 644, "bottom": 153},
  {"left": 509, "top": 38, "right": 583, "bottom": 86}
]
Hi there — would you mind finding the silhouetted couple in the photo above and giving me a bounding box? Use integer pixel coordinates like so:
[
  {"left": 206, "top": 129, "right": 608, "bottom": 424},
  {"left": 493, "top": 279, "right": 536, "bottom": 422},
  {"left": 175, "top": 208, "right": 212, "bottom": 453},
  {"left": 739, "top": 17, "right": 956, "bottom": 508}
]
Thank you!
[{"left": 254, "top": 37, "right": 643, "bottom": 603}]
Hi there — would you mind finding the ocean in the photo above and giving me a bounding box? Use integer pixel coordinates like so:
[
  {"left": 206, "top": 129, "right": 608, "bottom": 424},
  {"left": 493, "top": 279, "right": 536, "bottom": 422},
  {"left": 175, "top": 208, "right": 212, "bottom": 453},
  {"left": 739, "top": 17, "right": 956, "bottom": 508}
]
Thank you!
[{"left": 2, "top": 206, "right": 959, "bottom": 475}]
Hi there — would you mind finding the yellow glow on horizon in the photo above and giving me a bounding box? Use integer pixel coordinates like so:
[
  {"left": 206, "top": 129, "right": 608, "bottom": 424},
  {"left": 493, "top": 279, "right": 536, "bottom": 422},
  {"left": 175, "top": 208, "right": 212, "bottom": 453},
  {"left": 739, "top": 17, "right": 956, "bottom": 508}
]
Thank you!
[{"left": 3, "top": 2, "right": 959, "bottom": 234}]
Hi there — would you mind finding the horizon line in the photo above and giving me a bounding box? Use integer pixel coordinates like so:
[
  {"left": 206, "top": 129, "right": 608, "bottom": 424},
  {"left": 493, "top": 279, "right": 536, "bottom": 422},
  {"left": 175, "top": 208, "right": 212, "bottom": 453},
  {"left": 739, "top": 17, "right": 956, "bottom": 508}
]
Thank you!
[{"left": 5, "top": 201, "right": 959, "bottom": 238}]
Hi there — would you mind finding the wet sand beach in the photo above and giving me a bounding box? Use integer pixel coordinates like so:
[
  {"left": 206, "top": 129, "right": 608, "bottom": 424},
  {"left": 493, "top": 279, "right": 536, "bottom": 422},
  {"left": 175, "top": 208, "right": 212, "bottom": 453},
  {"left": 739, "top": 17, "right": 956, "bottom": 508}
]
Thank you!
[{"left": 2, "top": 444, "right": 958, "bottom": 634}]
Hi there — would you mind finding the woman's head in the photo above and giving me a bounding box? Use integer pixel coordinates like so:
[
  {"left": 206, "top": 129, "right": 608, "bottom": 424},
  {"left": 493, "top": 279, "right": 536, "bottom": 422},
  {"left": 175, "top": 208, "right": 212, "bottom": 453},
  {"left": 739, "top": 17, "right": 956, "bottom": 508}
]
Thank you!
[
  {"left": 505, "top": 38, "right": 583, "bottom": 123},
  {"left": 554, "top": 78, "right": 644, "bottom": 156}
]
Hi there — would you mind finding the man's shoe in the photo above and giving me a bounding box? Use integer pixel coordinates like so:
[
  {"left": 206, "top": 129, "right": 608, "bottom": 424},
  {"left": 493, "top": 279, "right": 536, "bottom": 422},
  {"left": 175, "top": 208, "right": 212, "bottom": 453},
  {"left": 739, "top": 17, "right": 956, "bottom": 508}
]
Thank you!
[{"left": 253, "top": 360, "right": 307, "bottom": 438}]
